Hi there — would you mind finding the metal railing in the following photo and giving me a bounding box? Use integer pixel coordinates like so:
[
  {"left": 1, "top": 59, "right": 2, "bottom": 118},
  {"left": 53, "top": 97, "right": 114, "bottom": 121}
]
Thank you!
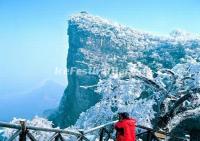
[{"left": 0, "top": 120, "right": 188, "bottom": 141}]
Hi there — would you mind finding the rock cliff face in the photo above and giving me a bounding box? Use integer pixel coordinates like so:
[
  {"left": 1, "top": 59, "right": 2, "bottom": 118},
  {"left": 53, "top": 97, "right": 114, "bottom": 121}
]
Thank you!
[{"left": 50, "top": 12, "right": 200, "bottom": 128}]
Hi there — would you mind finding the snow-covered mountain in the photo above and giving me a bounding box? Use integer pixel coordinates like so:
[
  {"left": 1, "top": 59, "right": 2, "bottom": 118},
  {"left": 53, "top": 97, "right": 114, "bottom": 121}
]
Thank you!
[
  {"left": 0, "top": 80, "right": 64, "bottom": 121},
  {"left": 50, "top": 12, "right": 200, "bottom": 139}
]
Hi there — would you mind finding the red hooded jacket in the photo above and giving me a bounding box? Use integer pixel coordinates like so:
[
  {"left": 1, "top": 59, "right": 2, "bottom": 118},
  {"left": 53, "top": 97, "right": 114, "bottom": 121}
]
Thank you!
[{"left": 115, "top": 118, "right": 136, "bottom": 141}]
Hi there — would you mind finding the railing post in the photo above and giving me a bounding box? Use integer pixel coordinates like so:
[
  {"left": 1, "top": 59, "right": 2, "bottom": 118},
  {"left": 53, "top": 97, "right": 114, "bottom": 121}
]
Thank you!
[
  {"left": 54, "top": 134, "right": 59, "bottom": 141},
  {"left": 99, "top": 128, "right": 104, "bottom": 141},
  {"left": 79, "top": 130, "right": 84, "bottom": 141},
  {"left": 147, "top": 131, "right": 152, "bottom": 141},
  {"left": 19, "top": 121, "right": 26, "bottom": 141}
]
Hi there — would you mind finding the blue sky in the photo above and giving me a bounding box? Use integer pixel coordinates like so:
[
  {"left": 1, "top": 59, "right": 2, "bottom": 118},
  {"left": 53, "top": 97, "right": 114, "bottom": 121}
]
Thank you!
[{"left": 0, "top": 0, "right": 200, "bottom": 94}]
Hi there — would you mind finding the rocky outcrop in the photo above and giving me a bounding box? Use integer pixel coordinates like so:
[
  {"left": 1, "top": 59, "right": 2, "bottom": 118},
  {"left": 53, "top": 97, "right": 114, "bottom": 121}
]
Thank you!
[{"left": 50, "top": 12, "right": 200, "bottom": 128}]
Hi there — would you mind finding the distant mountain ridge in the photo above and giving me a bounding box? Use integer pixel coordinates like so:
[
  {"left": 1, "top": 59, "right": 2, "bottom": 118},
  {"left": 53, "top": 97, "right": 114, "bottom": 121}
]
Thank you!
[{"left": 0, "top": 80, "right": 65, "bottom": 121}]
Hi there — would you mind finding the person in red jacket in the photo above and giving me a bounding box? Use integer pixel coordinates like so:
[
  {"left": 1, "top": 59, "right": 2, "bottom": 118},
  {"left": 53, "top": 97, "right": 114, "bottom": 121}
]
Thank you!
[{"left": 114, "top": 112, "right": 136, "bottom": 141}]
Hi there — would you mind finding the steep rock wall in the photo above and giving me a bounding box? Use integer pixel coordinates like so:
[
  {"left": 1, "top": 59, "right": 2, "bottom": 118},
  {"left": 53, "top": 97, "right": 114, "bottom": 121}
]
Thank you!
[{"left": 50, "top": 12, "right": 200, "bottom": 128}]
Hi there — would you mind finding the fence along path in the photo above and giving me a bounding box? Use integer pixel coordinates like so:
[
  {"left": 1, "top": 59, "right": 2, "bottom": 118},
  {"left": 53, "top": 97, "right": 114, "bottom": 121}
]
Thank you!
[{"left": 0, "top": 120, "right": 188, "bottom": 141}]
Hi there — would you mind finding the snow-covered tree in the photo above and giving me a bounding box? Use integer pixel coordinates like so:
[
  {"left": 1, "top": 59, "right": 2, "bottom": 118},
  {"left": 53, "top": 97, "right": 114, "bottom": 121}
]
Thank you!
[{"left": 4, "top": 116, "right": 54, "bottom": 141}]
